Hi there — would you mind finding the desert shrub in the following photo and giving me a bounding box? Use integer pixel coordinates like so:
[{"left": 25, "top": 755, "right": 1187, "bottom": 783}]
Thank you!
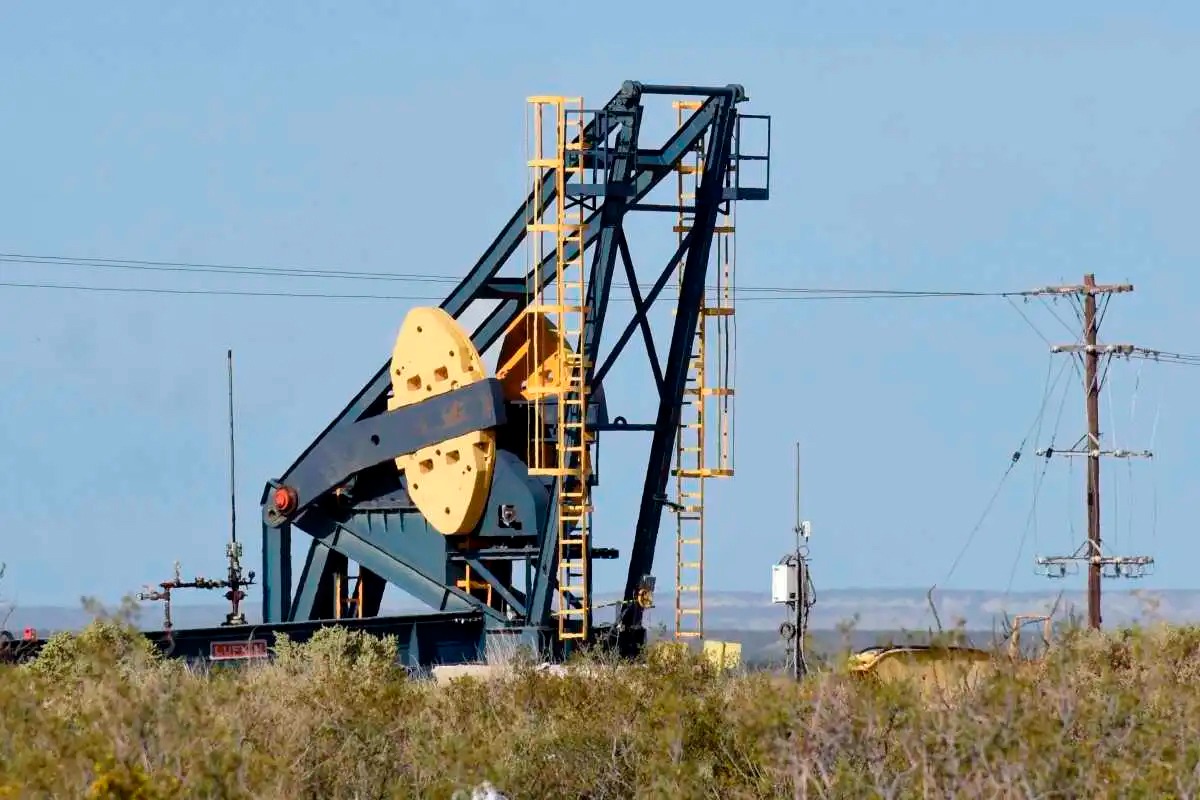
[{"left": 2, "top": 621, "right": 1200, "bottom": 797}]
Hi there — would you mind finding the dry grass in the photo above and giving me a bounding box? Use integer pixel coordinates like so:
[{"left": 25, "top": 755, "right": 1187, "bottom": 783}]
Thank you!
[{"left": 2, "top": 617, "right": 1200, "bottom": 798}]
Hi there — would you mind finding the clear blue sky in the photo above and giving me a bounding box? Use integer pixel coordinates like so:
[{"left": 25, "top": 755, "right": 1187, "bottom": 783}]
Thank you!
[{"left": 2, "top": 2, "right": 1198, "bottom": 609}]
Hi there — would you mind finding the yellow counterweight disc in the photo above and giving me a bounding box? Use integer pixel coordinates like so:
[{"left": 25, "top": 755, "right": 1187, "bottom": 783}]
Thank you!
[{"left": 387, "top": 307, "right": 495, "bottom": 535}]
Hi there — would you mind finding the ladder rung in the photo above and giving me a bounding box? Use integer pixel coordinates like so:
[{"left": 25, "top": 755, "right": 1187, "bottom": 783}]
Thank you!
[
  {"left": 525, "top": 302, "right": 588, "bottom": 313},
  {"left": 675, "top": 467, "right": 733, "bottom": 477}
]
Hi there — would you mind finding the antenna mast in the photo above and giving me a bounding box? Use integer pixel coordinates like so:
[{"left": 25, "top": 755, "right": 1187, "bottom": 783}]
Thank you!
[
  {"left": 773, "top": 441, "right": 813, "bottom": 679},
  {"left": 222, "top": 348, "right": 250, "bottom": 626},
  {"left": 1029, "top": 273, "right": 1153, "bottom": 629},
  {"left": 136, "top": 350, "right": 255, "bottom": 631},
  {"left": 228, "top": 348, "right": 237, "bottom": 548},
  {"left": 793, "top": 441, "right": 802, "bottom": 553}
]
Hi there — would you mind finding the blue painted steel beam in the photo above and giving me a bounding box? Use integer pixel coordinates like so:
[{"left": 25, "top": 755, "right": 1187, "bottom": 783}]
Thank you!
[
  {"left": 467, "top": 99, "right": 723, "bottom": 358},
  {"left": 264, "top": 380, "right": 512, "bottom": 622},
  {"left": 360, "top": 567, "right": 385, "bottom": 617},
  {"left": 592, "top": 422, "right": 656, "bottom": 432},
  {"left": 592, "top": 229, "right": 694, "bottom": 388},
  {"left": 295, "top": 506, "right": 507, "bottom": 622},
  {"left": 159, "top": 612, "right": 485, "bottom": 668},
  {"left": 5, "top": 613, "right": 488, "bottom": 669},
  {"left": 463, "top": 558, "right": 527, "bottom": 618},
  {"left": 627, "top": 82, "right": 746, "bottom": 100},
  {"left": 260, "top": 521, "right": 291, "bottom": 624},
  {"left": 289, "top": 540, "right": 341, "bottom": 621},
  {"left": 618, "top": 93, "right": 742, "bottom": 633},
  {"left": 616, "top": 227, "right": 664, "bottom": 394},
  {"left": 449, "top": 546, "right": 540, "bottom": 561},
  {"left": 269, "top": 378, "right": 506, "bottom": 522},
  {"left": 479, "top": 277, "right": 527, "bottom": 299}
]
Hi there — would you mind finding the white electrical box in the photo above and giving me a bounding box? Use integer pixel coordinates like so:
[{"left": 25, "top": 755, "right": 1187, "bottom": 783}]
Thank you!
[{"left": 771, "top": 563, "right": 798, "bottom": 604}]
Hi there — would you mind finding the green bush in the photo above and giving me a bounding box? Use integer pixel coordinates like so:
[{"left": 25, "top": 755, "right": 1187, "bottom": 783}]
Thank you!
[{"left": 2, "top": 620, "right": 1200, "bottom": 797}]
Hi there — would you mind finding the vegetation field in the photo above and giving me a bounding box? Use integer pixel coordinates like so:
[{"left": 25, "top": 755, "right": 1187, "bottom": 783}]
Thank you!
[{"left": 2, "top": 614, "right": 1199, "bottom": 798}]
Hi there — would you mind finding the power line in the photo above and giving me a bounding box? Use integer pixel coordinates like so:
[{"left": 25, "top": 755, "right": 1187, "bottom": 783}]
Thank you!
[
  {"left": 0, "top": 253, "right": 457, "bottom": 285},
  {"left": 0, "top": 250, "right": 1031, "bottom": 300},
  {"left": 0, "top": 280, "right": 447, "bottom": 301},
  {"left": 1126, "top": 348, "right": 1200, "bottom": 366},
  {"left": 0, "top": 278, "right": 1037, "bottom": 303},
  {"left": 940, "top": 354, "right": 1069, "bottom": 586}
]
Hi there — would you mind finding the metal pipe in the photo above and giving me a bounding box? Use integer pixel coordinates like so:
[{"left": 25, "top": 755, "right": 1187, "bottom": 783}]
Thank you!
[{"left": 626, "top": 81, "right": 746, "bottom": 102}]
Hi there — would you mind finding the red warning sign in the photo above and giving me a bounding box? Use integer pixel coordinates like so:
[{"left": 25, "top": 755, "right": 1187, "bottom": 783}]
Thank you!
[{"left": 210, "top": 639, "right": 269, "bottom": 661}]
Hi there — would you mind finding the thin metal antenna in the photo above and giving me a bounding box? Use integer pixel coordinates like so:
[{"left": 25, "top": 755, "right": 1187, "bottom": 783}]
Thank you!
[
  {"left": 792, "top": 440, "right": 801, "bottom": 553},
  {"left": 774, "top": 440, "right": 812, "bottom": 681},
  {"left": 140, "top": 347, "right": 255, "bottom": 631},
  {"left": 220, "top": 347, "right": 253, "bottom": 627},
  {"left": 227, "top": 348, "right": 237, "bottom": 546}
]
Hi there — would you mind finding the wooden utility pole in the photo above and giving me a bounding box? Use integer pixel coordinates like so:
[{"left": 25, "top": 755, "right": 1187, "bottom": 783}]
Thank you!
[
  {"left": 1082, "top": 275, "right": 1102, "bottom": 629},
  {"left": 1029, "top": 273, "right": 1153, "bottom": 629}
]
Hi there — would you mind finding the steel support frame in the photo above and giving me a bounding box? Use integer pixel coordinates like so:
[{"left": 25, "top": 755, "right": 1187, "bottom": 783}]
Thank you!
[
  {"left": 616, "top": 88, "right": 743, "bottom": 638},
  {"left": 259, "top": 80, "right": 765, "bottom": 662}
]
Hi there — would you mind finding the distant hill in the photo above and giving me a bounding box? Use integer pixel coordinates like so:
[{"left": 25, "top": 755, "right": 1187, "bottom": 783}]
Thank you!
[{"left": 3, "top": 586, "right": 1189, "bottom": 643}]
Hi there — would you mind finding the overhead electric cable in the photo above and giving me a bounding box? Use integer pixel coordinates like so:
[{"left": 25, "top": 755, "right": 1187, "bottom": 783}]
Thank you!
[
  {"left": 0, "top": 250, "right": 1035, "bottom": 300},
  {"left": 941, "top": 353, "right": 1071, "bottom": 585}
]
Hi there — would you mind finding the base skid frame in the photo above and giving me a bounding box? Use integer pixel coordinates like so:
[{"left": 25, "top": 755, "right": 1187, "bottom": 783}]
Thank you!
[{"left": 0, "top": 611, "right": 488, "bottom": 670}]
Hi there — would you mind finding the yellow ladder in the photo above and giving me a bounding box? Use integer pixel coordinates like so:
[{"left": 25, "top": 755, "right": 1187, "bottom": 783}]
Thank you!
[
  {"left": 525, "top": 96, "right": 592, "bottom": 640},
  {"left": 670, "top": 100, "right": 738, "bottom": 641}
]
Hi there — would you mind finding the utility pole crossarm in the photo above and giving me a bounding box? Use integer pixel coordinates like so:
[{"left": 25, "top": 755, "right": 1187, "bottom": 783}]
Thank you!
[
  {"left": 1050, "top": 344, "right": 1135, "bottom": 356},
  {"left": 1036, "top": 448, "right": 1153, "bottom": 459},
  {"left": 1026, "top": 282, "right": 1134, "bottom": 297}
]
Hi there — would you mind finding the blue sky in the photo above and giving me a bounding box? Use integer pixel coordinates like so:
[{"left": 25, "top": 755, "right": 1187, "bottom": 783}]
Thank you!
[{"left": 1, "top": 2, "right": 1198, "bottom": 610}]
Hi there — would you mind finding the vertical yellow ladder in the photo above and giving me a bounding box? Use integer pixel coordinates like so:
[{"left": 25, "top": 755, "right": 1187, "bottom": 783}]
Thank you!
[
  {"left": 670, "top": 100, "right": 737, "bottom": 641},
  {"left": 525, "top": 95, "right": 592, "bottom": 640}
]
